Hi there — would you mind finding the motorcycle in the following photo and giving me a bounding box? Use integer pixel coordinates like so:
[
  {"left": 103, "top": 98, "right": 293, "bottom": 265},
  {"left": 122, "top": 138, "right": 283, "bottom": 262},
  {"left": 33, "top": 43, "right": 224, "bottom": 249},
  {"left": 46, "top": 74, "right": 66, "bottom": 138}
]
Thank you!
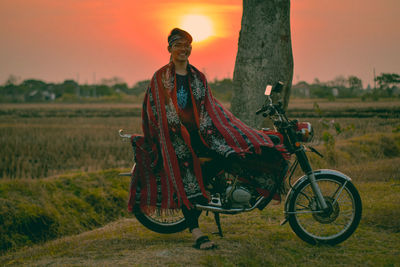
[{"left": 119, "top": 82, "right": 362, "bottom": 245}]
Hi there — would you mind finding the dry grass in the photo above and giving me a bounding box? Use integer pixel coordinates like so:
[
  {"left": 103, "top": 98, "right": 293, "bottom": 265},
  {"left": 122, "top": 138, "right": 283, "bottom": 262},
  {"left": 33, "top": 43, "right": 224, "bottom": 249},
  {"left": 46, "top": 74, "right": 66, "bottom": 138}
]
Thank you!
[
  {"left": 1, "top": 100, "right": 400, "bottom": 266},
  {"left": 288, "top": 98, "right": 400, "bottom": 110},
  {"left": 339, "top": 157, "right": 400, "bottom": 182},
  {"left": 0, "top": 116, "right": 141, "bottom": 178},
  {"left": 0, "top": 103, "right": 142, "bottom": 109},
  {"left": 1, "top": 102, "right": 399, "bottom": 179},
  {"left": 0, "top": 175, "right": 398, "bottom": 266}
]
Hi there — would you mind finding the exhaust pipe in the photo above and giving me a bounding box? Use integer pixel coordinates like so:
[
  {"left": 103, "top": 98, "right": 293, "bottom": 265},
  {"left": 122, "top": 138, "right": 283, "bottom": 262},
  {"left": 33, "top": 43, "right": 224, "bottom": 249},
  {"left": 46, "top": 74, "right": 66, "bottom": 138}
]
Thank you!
[{"left": 194, "top": 196, "right": 265, "bottom": 214}]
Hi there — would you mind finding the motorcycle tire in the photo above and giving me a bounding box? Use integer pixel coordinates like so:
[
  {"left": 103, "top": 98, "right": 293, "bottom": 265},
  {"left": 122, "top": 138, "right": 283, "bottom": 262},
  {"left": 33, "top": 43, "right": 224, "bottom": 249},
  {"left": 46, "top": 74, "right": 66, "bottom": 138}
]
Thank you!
[
  {"left": 133, "top": 205, "right": 188, "bottom": 234},
  {"left": 287, "top": 174, "right": 362, "bottom": 245}
]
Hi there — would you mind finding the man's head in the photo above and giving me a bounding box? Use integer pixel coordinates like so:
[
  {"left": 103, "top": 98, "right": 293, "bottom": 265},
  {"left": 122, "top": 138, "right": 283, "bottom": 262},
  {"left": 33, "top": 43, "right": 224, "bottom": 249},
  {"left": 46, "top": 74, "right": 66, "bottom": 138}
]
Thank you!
[
  {"left": 168, "top": 28, "right": 192, "bottom": 63},
  {"left": 168, "top": 28, "right": 192, "bottom": 47}
]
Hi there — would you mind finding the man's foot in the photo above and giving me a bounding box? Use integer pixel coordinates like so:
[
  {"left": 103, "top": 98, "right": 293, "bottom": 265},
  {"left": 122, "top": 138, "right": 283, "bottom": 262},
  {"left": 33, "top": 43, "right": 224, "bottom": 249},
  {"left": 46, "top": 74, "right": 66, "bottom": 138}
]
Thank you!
[
  {"left": 193, "top": 235, "right": 217, "bottom": 250},
  {"left": 191, "top": 228, "right": 217, "bottom": 250}
]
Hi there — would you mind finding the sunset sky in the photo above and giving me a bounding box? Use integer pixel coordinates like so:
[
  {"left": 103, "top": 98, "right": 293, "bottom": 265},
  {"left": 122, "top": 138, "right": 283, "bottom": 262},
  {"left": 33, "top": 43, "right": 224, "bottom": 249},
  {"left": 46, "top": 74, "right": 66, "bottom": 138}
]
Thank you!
[{"left": 0, "top": 0, "right": 399, "bottom": 88}]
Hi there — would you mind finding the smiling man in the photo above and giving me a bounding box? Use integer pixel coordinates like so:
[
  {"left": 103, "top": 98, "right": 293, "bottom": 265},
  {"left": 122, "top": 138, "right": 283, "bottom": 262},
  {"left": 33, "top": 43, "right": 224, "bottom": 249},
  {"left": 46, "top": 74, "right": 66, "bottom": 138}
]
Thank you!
[{"left": 128, "top": 28, "right": 288, "bottom": 250}]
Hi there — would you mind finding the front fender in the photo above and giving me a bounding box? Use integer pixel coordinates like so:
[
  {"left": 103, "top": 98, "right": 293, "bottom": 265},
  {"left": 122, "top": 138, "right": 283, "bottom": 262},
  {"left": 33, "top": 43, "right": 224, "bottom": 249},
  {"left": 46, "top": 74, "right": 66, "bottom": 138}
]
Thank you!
[{"left": 283, "top": 169, "right": 352, "bottom": 216}]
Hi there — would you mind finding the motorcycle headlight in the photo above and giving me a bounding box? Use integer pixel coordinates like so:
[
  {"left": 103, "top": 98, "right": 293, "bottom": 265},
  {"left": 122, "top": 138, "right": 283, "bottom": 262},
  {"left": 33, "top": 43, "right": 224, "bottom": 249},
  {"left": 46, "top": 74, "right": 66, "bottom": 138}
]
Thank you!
[{"left": 296, "top": 122, "right": 314, "bottom": 142}]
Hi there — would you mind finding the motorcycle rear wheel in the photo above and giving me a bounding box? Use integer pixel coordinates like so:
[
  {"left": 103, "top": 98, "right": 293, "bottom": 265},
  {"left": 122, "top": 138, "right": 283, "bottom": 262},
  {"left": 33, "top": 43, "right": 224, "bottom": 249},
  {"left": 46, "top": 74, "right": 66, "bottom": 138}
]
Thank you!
[
  {"left": 133, "top": 205, "right": 188, "bottom": 234},
  {"left": 288, "top": 174, "right": 362, "bottom": 245}
]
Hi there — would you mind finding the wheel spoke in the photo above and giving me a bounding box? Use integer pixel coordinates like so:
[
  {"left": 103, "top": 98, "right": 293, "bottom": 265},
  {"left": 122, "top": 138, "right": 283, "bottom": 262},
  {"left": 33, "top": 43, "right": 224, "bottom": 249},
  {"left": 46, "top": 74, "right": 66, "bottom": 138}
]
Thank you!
[
  {"left": 333, "top": 180, "right": 348, "bottom": 205},
  {"left": 289, "top": 176, "right": 361, "bottom": 244},
  {"left": 145, "top": 209, "right": 185, "bottom": 224},
  {"left": 333, "top": 221, "right": 349, "bottom": 227},
  {"left": 330, "top": 183, "right": 342, "bottom": 199},
  {"left": 340, "top": 210, "right": 354, "bottom": 215},
  {"left": 296, "top": 203, "right": 309, "bottom": 209}
]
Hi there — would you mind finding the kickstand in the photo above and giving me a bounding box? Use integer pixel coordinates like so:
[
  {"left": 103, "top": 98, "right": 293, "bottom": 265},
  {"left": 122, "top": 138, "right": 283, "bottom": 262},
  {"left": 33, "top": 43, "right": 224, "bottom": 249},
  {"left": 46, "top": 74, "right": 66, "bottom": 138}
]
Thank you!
[{"left": 213, "top": 212, "right": 223, "bottom": 237}]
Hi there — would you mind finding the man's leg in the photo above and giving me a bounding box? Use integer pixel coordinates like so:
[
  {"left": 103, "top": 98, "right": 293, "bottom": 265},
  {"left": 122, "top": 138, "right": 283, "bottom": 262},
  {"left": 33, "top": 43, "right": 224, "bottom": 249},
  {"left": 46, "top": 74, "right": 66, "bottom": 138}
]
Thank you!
[{"left": 181, "top": 205, "right": 216, "bottom": 249}]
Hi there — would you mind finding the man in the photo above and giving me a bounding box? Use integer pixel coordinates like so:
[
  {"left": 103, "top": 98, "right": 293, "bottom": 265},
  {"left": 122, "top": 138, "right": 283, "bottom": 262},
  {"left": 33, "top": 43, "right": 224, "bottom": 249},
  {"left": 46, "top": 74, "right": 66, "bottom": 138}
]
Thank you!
[{"left": 129, "top": 28, "right": 288, "bottom": 250}]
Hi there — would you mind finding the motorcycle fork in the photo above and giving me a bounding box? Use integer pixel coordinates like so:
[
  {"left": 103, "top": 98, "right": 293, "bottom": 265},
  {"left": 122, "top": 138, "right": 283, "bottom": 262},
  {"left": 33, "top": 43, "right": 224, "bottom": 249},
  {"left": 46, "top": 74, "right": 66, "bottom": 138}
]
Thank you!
[{"left": 295, "top": 148, "right": 329, "bottom": 211}]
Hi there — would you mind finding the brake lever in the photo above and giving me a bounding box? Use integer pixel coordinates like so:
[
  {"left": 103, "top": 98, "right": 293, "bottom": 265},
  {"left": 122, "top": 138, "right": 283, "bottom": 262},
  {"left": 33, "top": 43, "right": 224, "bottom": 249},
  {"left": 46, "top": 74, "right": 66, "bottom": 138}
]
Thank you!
[
  {"left": 256, "top": 95, "right": 273, "bottom": 115},
  {"left": 256, "top": 108, "right": 264, "bottom": 115},
  {"left": 308, "top": 146, "right": 324, "bottom": 158}
]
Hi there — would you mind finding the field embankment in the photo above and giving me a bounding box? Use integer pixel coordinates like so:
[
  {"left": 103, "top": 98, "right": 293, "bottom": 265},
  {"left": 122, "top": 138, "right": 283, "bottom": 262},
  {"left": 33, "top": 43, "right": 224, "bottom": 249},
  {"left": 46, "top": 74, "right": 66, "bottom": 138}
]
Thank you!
[
  {"left": 0, "top": 170, "right": 130, "bottom": 253},
  {"left": 0, "top": 173, "right": 399, "bottom": 266}
]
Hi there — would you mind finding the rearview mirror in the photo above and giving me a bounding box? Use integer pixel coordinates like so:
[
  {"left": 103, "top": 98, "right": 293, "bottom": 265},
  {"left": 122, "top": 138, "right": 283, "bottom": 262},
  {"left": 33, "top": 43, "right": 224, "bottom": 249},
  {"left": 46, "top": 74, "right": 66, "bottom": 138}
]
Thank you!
[
  {"left": 265, "top": 82, "right": 284, "bottom": 96},
  {"left": 272, "top": 82, "right": 284, "bottom": 93},
  {"left": 264, "top": 85, "right": 272, "bottom": 96}
]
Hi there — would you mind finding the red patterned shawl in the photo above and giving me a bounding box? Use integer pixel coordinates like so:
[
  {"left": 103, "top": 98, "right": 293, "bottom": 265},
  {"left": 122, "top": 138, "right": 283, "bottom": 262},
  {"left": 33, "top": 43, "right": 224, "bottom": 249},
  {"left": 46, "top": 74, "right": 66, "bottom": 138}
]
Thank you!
[{"left": 128, "top": 62, "right": 287, "bottom": 213}]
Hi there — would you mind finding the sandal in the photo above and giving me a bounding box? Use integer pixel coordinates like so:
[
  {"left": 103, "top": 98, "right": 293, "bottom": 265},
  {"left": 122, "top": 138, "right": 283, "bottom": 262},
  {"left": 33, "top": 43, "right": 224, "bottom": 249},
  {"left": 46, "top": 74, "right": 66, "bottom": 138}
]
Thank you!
[{"left": 192, "top": 235, "right": 217, "bottom": 250}]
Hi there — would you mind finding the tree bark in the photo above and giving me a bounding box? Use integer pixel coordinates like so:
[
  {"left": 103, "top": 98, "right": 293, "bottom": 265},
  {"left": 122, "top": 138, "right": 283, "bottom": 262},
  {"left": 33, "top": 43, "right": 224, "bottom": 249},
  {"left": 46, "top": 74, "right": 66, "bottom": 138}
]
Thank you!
[{"left": 232, "top": 0, "right": 293, "bottom": 127}]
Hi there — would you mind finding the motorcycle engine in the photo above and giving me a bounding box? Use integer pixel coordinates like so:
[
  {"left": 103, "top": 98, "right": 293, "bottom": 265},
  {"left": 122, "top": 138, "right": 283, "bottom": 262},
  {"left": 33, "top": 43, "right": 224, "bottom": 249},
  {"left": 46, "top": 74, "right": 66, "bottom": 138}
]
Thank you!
[{"left": 226, "top": 186, "right": 252, "bottom": 208}]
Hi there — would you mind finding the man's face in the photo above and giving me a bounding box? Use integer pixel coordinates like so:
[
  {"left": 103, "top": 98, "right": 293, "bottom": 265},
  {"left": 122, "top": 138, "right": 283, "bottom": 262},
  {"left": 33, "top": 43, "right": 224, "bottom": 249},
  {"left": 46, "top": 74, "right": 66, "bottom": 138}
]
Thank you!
[{"left": 169, "top": 39, "right": 192, "bottom": 63}]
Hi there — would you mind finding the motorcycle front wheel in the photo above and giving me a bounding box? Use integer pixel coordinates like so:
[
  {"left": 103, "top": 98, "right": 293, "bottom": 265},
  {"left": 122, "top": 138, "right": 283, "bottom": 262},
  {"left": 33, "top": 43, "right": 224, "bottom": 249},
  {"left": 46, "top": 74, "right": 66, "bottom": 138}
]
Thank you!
[
  {"left": 288, "top": 174, "right": 362, "bottom": 245},
  {"left": 132, "top": 205, "right": 188, "bottom": 234}
]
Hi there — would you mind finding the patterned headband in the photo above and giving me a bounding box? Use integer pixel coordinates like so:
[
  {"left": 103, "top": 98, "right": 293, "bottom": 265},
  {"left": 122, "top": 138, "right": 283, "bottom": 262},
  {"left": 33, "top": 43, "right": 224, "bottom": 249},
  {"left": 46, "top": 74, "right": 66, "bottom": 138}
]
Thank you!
[{"left": 168, "top": 35, "right": 184, "bottom": 46}]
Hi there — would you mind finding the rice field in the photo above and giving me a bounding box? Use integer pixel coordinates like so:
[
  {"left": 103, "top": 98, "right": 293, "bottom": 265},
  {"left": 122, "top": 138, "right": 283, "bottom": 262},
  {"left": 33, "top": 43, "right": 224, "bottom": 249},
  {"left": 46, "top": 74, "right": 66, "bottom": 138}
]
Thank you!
[
  {"left": 0, "top": 104, "right": 142, "bottom": 179},
  {"left": 0, "top": 99, "right": 399, "bottom": 179}
]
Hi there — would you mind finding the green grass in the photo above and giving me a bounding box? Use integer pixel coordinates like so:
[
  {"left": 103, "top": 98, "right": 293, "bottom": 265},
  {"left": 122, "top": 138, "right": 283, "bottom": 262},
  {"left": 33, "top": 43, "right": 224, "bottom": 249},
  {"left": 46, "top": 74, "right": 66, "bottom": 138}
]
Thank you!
[
  {"left": 0, "top": 169, "right": 130, "bottom": 253},
  {"left": 0, "top": 178, "right": 398, "bottom": 266}
]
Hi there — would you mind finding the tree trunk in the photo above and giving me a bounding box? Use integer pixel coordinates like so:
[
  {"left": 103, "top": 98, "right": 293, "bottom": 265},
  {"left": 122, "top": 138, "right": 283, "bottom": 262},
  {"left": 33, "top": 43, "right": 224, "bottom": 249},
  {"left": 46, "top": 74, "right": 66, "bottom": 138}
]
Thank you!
[{"left": 232, "top": 0, "right": 293, "bottom": 127}]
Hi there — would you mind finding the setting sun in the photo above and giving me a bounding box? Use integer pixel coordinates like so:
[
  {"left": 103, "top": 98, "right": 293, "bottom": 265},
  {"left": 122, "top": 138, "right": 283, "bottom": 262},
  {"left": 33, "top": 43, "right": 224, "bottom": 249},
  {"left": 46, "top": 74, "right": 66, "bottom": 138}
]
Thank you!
[{"left": 180, "top": 14, "right": 214, "bottom": 42}]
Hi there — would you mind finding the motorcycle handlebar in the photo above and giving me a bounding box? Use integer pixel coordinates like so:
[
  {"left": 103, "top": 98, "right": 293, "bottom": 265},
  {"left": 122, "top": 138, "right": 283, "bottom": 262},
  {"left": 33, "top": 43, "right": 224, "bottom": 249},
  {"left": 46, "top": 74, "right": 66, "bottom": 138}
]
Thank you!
[
  {"left": 255, "top": 108, "right": 264, "bottom": 115},
  {"left": 119, "top": 129, "right": 133, "bottom": 139},
  {"left": 256, "top": 105, "right": 274, "bottom": 116}
]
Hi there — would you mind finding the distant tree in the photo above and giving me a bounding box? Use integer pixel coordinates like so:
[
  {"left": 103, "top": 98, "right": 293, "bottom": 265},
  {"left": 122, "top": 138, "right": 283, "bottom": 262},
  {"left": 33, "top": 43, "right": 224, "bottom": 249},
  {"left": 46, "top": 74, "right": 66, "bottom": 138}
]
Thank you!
[
  {"left": 209, "top": 78, "right": 233, "bottom": 102},
  {"left": 95, "top": 85, "right": 114, "bottom": 96},
  {"left": 22, "top": 79, "right": 47, "bottom": 91},
  {"left": 60, "top": 80, "right": 79, "bottom": 95},
  {"left": 291, "top": 81, "right": 310, "bottom": 98},
  {"left": 375, "top": 73, "right": 400, "bottom": 97},
  {"left": 343, "top": 75, "right": 364, "bottom": 97},
  {"left": 100, "top": 76, "right": 125, "bottom": 87},
  {"left": 310, "top": 84, "right": 333, "bottom": 99},
  {"left": 348, "top": 76, "right": 363, "bottom": 91},
  {"left": 330, "top": 75, "right": 348, "bottom": 88},
  {"left": 4, "top": 74, "right": 21, "bottom": 86},
  {"left": 63, "top": 80, "right": 78, "bottom": 86},
  {"left": 232, "top": 0, "right": 293, "bottom": 127},
  {"left": 313, "top": 78, "right": 321, "bottom": 85},
  {"left": 112, "top": 83, "right": 129, "bottom": 93},
  {"left": 131, "top": 80, "right": 150, "bottom": 95}
]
